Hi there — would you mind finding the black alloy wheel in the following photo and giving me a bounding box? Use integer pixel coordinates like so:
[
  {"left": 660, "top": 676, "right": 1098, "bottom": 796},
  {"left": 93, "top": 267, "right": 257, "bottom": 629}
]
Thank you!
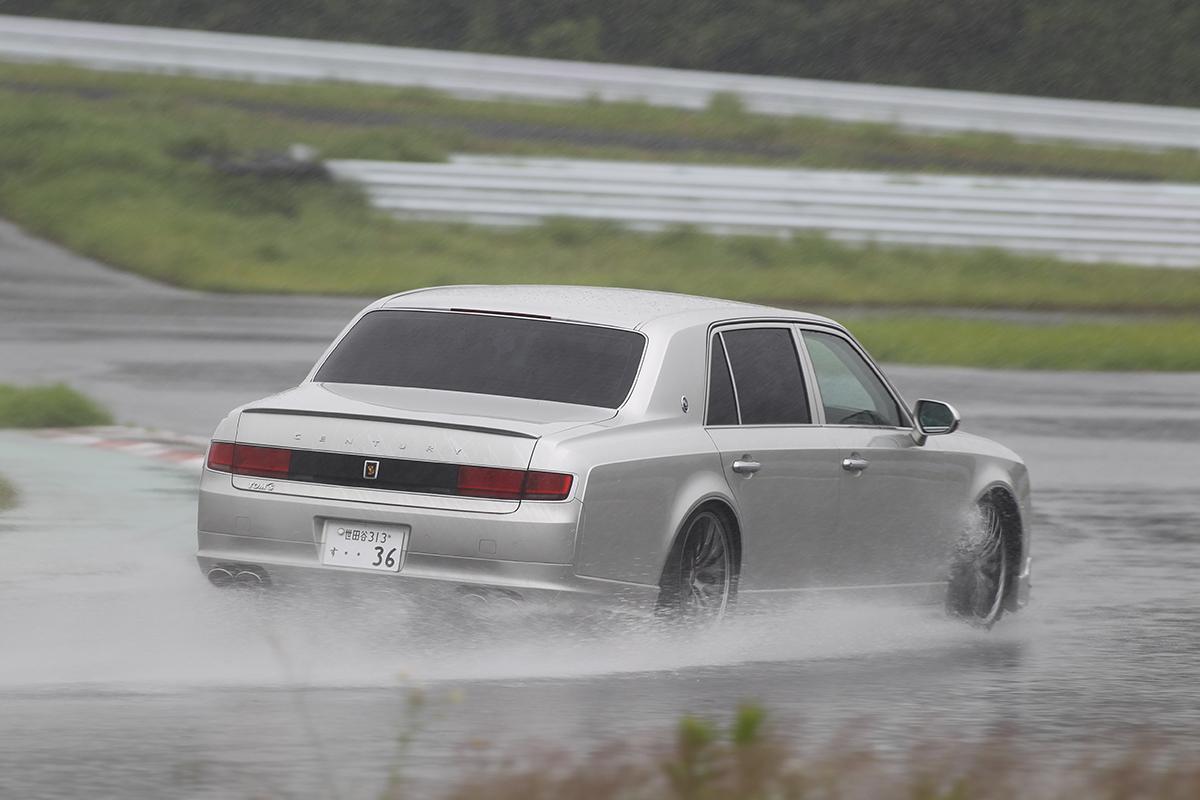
[
  {"left": 947, "top": 501, "right": 1009, "bottom": 628},
  {"left": 659, "top": 509, "right": 734, "bottom": 620}
]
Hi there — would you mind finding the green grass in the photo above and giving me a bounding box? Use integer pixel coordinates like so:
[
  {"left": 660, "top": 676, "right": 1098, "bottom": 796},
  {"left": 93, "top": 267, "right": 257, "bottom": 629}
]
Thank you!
[
  {"left": 0, "top": 384, "right": 113, "bottom": 428},
  {"left": 6, "top": 61, "right": 1200, "bottom": 179},
  {"left": 386, "top": 702, "right": 1200, "bottom": 800},
  {"left": 0, "top": 474, "right": 15, "bottom": 511},
  {"left": 3, "top": 64, "right": 1200, "bottom": 370},
  {"left": 3, "top": 79, "right": 1200, "bottom": 314},
  {"left": 847, "top": 316, "right": 1200, "bottom": 371}
]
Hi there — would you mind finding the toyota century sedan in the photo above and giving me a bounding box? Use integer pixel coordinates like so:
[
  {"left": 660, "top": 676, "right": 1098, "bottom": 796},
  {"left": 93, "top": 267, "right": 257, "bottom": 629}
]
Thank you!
[{"left": 197, "top": 285, "right": 1031, "bottom": 625}]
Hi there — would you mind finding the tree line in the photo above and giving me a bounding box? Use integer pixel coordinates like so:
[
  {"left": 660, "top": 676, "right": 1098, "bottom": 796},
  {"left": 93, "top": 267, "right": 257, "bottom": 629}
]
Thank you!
[{"left": 3, "top": 0, "right": 1197, "bottom": 107}]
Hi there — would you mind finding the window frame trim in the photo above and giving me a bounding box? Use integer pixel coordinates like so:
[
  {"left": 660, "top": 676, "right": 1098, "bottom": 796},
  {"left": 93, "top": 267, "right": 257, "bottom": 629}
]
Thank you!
[
  {"left": 796, "top": 324, "right": 915, "bottom": 430},
  {"left": 715, "top": 331, "right": 743, "bottom": 425}
]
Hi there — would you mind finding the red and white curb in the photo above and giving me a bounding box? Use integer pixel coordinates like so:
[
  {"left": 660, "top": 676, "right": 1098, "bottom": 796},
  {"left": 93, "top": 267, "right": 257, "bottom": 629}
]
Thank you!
[{"left": 33, "top": 427, "right": 208, "bottom": 471}]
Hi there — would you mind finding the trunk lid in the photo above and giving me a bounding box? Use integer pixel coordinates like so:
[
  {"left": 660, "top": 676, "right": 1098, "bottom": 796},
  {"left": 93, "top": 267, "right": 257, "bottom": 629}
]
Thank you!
[{"left": 231, "top": 383, "right": 610, "bottom": 510}]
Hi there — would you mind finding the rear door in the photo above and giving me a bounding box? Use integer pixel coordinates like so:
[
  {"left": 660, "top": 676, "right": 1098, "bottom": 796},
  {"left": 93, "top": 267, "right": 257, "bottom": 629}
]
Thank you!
[
  {"left": 704, "top": 325, "right": 843, "bottom": 590},
  {"left": 800, "top": 328, "right": 967, "bottom": 586}
]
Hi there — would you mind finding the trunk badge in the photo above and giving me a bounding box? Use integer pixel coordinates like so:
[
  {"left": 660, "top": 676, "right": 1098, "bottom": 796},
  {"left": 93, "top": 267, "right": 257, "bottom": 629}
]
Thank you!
[{"left": 363, "top": 460, "right": 380, "bottom": 480}]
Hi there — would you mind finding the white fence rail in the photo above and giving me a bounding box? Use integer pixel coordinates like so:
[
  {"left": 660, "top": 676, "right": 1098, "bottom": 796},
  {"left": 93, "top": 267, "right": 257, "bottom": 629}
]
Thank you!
[
  {"left": 327, "top": 156, "right": 1200, "bottom": 268},
  {"left": 3, "top": 14, "right": 1200, "bottom": 150}
]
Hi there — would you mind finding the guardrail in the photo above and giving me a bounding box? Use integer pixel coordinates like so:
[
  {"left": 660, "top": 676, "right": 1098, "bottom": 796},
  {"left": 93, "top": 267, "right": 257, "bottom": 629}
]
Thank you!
[
  {"left": 326, "top": 156, "right": 1200, "bottom": 268},
  {"left": 2, "top": 14, "right": 1200, "bottom": 150}
]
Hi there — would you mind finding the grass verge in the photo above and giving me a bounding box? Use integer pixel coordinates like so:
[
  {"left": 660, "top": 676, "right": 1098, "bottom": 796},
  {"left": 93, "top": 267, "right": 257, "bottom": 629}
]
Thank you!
[
  {"left": 3, "top": 64, "right": 1200, "bottom": 369},
  {"left": 5, "top": 62, "right": 1200, "bottom": 180},
  {"left": 393, "top": 704, "right": 1200, "bottom": 800},
  {"left": 3, "top": 78, "right": 1200, "bottom": 314},
  {"left": 0, "top": 384, "right": 113, "bottom": 429},
  {"left": 0, "top": 474, "right": 15, "bottom": 511},
  {"left": 847, "top": 315, "right": 1200, "bottom": 371}
]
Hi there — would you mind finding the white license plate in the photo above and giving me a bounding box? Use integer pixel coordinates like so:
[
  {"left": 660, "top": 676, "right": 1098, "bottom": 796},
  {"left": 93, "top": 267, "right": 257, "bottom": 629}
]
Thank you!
[{"left": 321, "top": 520, "right": 410, "bottom": 573}]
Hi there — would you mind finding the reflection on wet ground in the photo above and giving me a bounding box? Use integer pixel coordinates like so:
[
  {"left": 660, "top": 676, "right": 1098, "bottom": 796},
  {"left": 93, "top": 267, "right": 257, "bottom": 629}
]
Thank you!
[{"left": 2, "top": 397, "right": 1200, "bottom": 799}]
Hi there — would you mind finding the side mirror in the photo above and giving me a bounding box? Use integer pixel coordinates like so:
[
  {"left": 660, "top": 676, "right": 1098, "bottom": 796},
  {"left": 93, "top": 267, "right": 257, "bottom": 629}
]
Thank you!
[{"left": 912, "top": 398, "right": 960, "bottom": 446}]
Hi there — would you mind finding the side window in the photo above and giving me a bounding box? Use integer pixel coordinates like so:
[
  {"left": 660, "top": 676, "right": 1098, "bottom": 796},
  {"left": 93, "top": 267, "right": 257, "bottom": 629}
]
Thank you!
[
  {"left": 721, "top": 328, "right": 811, "bottom": 425},
  {"left": 706, "top": 334, "right": 738, "bottom": 425},
  {"left": 803, "top": 331, "right": 902, "bottom": 427}
]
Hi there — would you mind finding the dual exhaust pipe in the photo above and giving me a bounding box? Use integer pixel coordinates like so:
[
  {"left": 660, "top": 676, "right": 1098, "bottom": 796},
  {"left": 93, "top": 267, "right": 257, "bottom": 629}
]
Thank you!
[
  {"left": 206, "top": 566, "right": 521, "bottom": 606},
  {"left": 207, "top": 565, "right": 269, "bottom": 588}
]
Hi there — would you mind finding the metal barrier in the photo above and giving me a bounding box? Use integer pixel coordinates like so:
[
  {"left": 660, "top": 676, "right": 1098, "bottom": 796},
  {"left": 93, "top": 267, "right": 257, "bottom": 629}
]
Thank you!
[
  {"left": 327, "top": 156, "right": 1200, "bottom": 268},
  {"left": 2, "top": 14, "right": 1200, "bottom": 150}
]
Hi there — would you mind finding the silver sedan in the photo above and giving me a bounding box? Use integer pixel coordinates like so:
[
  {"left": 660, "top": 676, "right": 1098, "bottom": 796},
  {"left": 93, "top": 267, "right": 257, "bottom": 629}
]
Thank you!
[{"left": 197, "top": 286, "right": 1031, "bottom": 625}]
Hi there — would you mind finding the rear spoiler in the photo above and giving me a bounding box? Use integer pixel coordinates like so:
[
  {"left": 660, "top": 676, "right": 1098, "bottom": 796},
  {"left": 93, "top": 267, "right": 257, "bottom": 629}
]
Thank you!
[{"left": 240, "top": 408, "right": 538, "bottom": 440}]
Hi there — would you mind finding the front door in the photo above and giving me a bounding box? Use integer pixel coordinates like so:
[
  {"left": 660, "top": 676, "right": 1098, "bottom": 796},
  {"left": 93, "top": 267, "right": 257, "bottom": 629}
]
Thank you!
[{"left": 801, "top": 329, "right": 967, "bottom": 587}]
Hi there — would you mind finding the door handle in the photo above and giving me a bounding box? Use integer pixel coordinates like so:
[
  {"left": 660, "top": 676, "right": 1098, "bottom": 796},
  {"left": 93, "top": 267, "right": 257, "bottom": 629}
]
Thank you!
[
  {"left": 842, "top": 457, "right": 870, "bottom": 472},
  {"left": 731, "top": 459, "right": 762, "bottom": 475}
]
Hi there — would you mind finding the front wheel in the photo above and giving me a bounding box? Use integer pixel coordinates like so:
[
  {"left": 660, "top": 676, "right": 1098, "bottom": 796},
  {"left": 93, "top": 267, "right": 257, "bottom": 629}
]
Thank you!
[
  {"left": 946, "top": 500, "right": 1009, "bottom": 628},
  {"left": 657, "top": 509, "right": 735, "bottom": 621}
]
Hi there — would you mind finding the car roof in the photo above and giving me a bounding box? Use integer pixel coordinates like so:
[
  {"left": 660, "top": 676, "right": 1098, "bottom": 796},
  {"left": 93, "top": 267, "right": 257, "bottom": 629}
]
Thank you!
[{"left": 379, "top": 285, "right": 834, "bottom": 330}]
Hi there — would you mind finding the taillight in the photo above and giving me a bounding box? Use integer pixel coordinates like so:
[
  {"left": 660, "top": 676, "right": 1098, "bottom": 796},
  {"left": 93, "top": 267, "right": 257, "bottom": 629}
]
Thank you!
[
  {"left": 206, "top": 441, "right": 234, "bottom": 472},
  {"left": 207, "top": 440, "right": 571, "bottom": 500},
  {"left": 232, "top": 444, "right": 292, "bottom": 478},
  {"left": 205, "top": 442, "right": 291, "bottom": 478},
  {"left": 457, "top": 466, "right": 526, "bottom": 500},
  {"left": 523, "top": 470, "right": 574, "bottom": 501},
  {"left": 456, "top": 466, "right": 574, "bottom": 501}
]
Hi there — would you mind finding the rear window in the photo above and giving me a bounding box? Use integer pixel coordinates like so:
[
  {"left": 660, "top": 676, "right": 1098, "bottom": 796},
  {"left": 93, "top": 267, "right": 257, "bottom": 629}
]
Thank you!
[
  {"left": 314, "top": 310, "right": 646, "bottom": 409},
  {"left": 721, "top": 327, "right": 811, "bottom": 425}
]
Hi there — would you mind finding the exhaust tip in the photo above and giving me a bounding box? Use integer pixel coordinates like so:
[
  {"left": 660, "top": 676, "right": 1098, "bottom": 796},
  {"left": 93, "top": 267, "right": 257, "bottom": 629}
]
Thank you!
[
  {"left": 207, "top": 564, "right": 270, "bottom": 589},
  {"left": 207, "top": 567, "right": 235, "bottom": 587},
  {"left": 233, "top": 569, "right": 265, "bottom": 587}
]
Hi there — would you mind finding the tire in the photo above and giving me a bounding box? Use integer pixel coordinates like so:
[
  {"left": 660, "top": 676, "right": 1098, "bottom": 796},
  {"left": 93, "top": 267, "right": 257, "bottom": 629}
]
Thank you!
[
  {"left": 946, "top": 500, "right": 1009, "bottom": 628},
  {"left": 657, "top": 508, "right": 736, "bottom": 620}
]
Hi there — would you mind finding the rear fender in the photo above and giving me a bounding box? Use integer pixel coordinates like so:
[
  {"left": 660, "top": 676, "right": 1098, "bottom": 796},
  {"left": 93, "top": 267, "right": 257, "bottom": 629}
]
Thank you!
[
  {"left": 660, "top": 479, "right": 742, "bottom": 575},
  {"left": 573, "top": 453, "right": 733, "bottom": 586}
]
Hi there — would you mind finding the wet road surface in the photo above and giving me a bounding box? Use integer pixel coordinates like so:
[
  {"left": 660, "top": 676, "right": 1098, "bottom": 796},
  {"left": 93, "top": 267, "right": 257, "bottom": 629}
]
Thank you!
[
  {"left": 0, "top": 218, "right": 362, "bottom": 434},
  {"left": 2, "top": 219, "right": 1200, "bottom": 797}
]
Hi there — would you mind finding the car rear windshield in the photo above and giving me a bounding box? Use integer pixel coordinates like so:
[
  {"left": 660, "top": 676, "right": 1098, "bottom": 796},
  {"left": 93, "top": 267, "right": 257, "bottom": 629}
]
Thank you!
[{"left": 314, "top": 310, "right": 646, "bottom": 409}]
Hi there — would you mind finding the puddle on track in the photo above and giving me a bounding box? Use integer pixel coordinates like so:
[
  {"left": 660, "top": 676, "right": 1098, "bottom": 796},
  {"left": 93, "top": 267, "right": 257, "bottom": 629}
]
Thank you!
[{"left": 2, "top": 431, "right": 1200, "bottom": 798}]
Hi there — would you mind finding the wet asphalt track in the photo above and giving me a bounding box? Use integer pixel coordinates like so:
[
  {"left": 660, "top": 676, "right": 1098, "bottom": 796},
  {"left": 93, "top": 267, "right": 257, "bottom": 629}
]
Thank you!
[{"left": 2, "top": 219, "right": 1200, "bottom": 798}]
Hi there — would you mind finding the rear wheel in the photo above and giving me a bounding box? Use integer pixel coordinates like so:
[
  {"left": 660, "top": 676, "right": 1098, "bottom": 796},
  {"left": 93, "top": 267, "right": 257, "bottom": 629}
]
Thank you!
[
  {"left": 946, "top": 500, "right": 1008, "bottom": 627},
  {"left": 657, "top": 509, "right": 735, "bottom": 620}
]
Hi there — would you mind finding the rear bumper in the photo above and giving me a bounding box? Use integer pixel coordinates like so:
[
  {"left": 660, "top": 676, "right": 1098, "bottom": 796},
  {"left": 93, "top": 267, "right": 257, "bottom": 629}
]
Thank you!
[
  {"left": 195, "top": 469, "right": 657, "bottom": 606},
  {"left": 195, "top": 533, "right": 656, "bottom": 603}
]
